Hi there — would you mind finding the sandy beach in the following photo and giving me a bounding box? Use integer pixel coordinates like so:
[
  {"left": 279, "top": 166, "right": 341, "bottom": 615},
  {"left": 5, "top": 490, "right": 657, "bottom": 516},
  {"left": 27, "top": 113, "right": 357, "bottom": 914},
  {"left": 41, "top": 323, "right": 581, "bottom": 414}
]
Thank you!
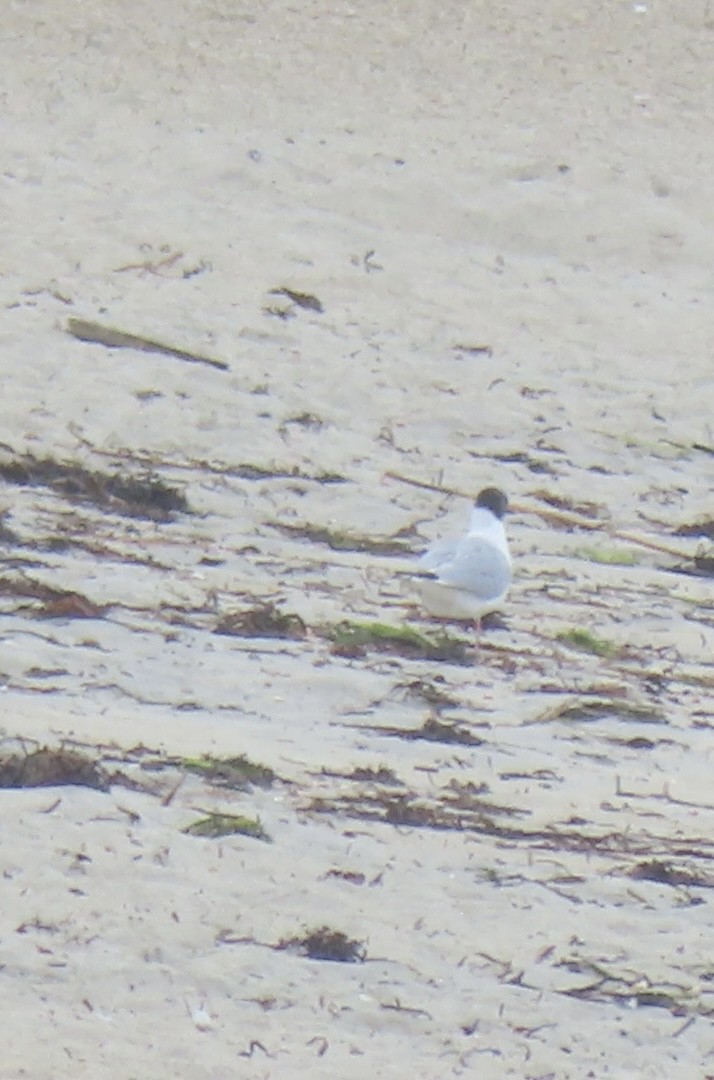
[{"left": 1, "top": 1, "right": 713, "bottom": 1076}]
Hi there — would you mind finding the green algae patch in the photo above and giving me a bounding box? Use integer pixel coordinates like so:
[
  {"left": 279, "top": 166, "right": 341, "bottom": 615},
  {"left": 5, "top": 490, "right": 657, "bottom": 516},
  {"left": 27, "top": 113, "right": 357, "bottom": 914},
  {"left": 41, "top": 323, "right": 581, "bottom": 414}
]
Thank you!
[
  {"left": 183, "top": 813, "right": 271, "bottom": 841},
  {"left": 575, "top": 546, "right": 639, "bottom": 567},
  {"left": 556, "top": 628, "right": 620, "bottom": 659},
  {"left": 326, "top": 619, "right": 471, "bottom": 664},
  {"left": 182, "top": 754, "right": 275, "bottom": 789}
]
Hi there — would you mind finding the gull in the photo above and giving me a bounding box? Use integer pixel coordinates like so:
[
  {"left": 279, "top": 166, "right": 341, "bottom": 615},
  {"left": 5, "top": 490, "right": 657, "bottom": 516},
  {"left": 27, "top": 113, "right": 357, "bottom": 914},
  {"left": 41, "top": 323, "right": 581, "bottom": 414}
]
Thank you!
[{"left": 413, "top": 488, "right": 512, "bottom": 625}]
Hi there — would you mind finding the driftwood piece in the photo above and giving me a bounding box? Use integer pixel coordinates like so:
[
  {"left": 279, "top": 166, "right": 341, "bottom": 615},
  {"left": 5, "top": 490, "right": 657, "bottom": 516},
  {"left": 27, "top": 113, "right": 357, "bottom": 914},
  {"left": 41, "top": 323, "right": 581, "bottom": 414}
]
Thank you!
[{"left": 66, "top": 317, "right": 228, "bottom": 371}]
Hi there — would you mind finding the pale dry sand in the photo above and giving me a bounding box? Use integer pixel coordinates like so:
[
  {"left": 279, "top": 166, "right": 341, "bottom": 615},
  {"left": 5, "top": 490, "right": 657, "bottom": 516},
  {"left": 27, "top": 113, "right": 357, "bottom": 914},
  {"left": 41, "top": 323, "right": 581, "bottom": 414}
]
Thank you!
[{"left": 1, "top": 1, "right": 713, "bottom": 1077}]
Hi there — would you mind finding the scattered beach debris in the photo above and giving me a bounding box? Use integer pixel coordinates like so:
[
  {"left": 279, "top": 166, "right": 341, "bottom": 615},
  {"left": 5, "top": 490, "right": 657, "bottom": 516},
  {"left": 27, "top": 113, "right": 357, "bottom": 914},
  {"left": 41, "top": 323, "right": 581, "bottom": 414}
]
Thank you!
[
  {"left": 262, "top": 304, "right": 295, "bottom": 321},
  {"left": 181, "top": 754, "right": 276, "bottom": 790},
  {"left": 182, "top": 812, "right": 271, "bottom": 841},
  {"left": 315, "top": 764, "right": 401, "bottom": 786},
  {"left": 308, "top": 786, "right": 510, "bottom": 834},
  {"left": 361, "top": 249, "right": 383, "bottom": 272},
  {"left": 556, "top": 956, "right": 699, "bottom": 1014},
  {"left": 269, "top": 521, "right": 413, "bottom": 555},
  {"left": 277, "top": 926, "right": 365, "bottom": 963},
  {"left": 628, "top": 859, "right": 713, "bottom": 888},
  {"left": 359, "top": 716, "right": 485, "bottom": 747},
  {"left": 528, "top": 696, "right": 665, "bottom": 726},
  {"left": 393, "top": 678, "right": 462, "bottom": 712},
  {"left": 0, "top": 450, "right": 189, "bottom": 520},
  {"left": 212, "top": 461, "right": 346, "bottom": 484},
  {"left": 267, "top": 287, "right": 324, "bottom": 313},
  {"left": 0, "top": 577, "right": 105, "bottom": 619},
  {"left": 443, "top": 778, "right": 530, "bottom": 818},
  {"left": 214, "top": 604, "right": 307, "bottom": 641},
  {"left": 452, "top": 343, "right": 493, "bottom": 358},
  {"left": 0, "top": 747, "right": 109, "bottom": 790},
  {"left": 38, "top": 592, "right": 105, "bottom": 619},
  {"left": 676, "top": 517, "right": 714, "bottom": 540},
  {"left": 0, "top": 512, "right": 20, "bottom": 545},
  {"left": 530, "top": 488, "right": 605, "bottom": 520},
  {"left": 278, "top": 411, "right": 325, "bottom": 433},
  {"left": 323, "top": 868, "right": 367, "bottom": 885},
  {"left": 325, "top": 619, "right": 471, "bottom": 664},
  {"left": 66, "top": 317, "right": 228, "bottom": 371},
  {"left": 671, "top": 553, "right": 714, "bottom": 578},
  {"left": 113, "top": 246, "right": 211, "bottom": 280}
]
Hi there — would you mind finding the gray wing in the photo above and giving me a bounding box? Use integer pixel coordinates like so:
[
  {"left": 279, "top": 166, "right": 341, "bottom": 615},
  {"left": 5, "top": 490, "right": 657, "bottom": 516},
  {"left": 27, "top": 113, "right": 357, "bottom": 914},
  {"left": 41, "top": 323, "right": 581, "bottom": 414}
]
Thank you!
[
  {"left": 426, "top": 535, "right": 511, "bottom": 601},
  {"left": 418, "top": 537, "right": 461, "bottom": 572}
]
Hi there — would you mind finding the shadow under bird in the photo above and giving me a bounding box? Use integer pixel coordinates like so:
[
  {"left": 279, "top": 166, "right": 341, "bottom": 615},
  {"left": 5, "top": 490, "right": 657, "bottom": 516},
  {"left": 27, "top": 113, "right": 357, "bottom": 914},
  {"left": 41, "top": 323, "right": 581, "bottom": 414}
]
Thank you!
[{"left": 413, "top": 487, "right": 512, "bottom": 626}]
